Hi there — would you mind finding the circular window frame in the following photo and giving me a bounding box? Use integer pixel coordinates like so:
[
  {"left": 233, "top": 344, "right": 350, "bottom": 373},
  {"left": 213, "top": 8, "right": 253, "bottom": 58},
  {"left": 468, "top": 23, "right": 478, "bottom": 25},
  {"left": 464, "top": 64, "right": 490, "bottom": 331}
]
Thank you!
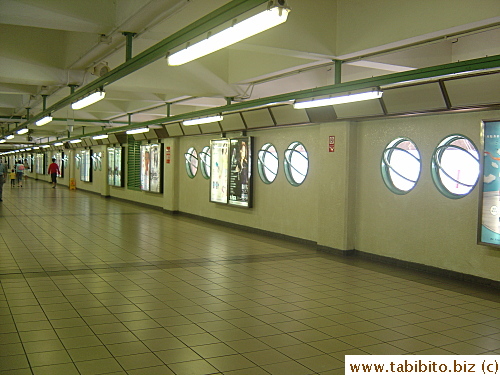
[
  {"left": 431, "top": 134, "right": 479, "bottom": 199},
  {"left": 284, "top": 141, "right": 309, "bottom": 187},
  {"left": 199, "top": 146, "right": 211, "bottom": 180},
  {"left": 257, "top": 143, "right": 279, "bottom": 184},
  {"left": 381, "top": 137, "right": 421, "bottom": 195},
  {"left": 184, "top": 147, "right": 198, "bottom": 179}
]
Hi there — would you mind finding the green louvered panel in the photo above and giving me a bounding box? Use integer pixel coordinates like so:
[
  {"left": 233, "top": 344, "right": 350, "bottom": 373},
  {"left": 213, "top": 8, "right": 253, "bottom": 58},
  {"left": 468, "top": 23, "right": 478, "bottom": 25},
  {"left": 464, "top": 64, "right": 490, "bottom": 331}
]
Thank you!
[{"left": 127, "top": 136, "right": 141, "bottom": 190}]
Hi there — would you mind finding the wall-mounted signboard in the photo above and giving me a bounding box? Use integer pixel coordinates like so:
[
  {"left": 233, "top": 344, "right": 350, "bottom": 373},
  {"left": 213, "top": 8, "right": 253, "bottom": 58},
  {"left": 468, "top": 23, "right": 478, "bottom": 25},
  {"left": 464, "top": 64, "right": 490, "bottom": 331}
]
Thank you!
[
  {"left": 210, "top": 139, "right": 229, "bottom": 204},
  {"left": 478, "top": 120, "right": 500, "bottom": 247},
  {"left": 140, "top": 144, "right": 163, "bottom": 193},
  {"left": 54, "top": 152, "right": 64, "bottom": 178},
  {"left": 210, "top": 137, "right": 252, "bottom": 207},
  {"left": 35, "top": 154, "right": 45, "bottom": 175},
  {"left": 80, "top": 149, "right": 92, "bottom": 182},
  {"left": 229, "top": 137, "right": 252, "bottom": 207},
  {"left": 108, "top": 147, "right": 124, "bottom": 187}
]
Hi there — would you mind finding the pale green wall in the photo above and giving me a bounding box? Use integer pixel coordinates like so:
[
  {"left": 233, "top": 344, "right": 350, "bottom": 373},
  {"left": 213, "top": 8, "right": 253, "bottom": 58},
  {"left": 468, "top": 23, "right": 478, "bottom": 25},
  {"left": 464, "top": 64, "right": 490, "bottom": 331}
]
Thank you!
[
  {"left": 177, "top": 126, "right": 320, "bottom": 242},
  {"left": 355, "top": 109, "right": 500, "bottom": 281},
  {"left": 35, "top": 108, "right": 500, "bottom": 282}
]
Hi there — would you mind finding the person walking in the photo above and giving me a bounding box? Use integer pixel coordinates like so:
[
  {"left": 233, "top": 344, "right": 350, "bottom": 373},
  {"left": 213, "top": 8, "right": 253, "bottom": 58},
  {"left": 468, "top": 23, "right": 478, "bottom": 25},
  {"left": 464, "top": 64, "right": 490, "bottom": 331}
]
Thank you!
[
  {"left": 9, "top": 169, "right": 16, "bottom": 187},
  {"left": 48, "top": 157, "right": 60, "bottom": 188},
  {"left": 0, "top": 159, "right": 6, "bottom": 201},
  {"left": 15, "top": 160, "right": 25, "bottom": 187}
]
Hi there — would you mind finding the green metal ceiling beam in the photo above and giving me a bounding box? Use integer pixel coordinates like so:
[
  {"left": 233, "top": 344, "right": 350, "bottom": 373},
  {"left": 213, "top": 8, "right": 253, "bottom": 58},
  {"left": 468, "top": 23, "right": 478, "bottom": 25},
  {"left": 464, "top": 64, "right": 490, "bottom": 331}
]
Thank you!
[
  {"left": 12, "top": 0, "right": 269, "bottom": 132},
  {"left": 74, "top": 53, "right": 500, "bottom": 138}
]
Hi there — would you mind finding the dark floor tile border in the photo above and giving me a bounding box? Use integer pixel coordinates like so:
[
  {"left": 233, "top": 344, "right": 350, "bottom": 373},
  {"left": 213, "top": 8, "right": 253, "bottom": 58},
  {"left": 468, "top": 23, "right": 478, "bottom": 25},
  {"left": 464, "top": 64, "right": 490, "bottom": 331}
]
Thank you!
[
  {"left": 176, "top": 211, "right": 500, "bottom": 292},
  {"left": 0, "top": 252, "right": 320, "bottom": 280},
  {"left": 63, "top": 194, "right": 500, "bottom": 293}
]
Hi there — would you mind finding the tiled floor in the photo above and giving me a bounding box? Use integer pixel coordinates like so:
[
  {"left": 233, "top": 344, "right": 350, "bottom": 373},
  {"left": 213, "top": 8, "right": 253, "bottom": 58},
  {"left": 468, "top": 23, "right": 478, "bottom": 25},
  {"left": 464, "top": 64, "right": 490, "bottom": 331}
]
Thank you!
[{"left": 0, "top": 180, "right": 499, "bottom": 375}]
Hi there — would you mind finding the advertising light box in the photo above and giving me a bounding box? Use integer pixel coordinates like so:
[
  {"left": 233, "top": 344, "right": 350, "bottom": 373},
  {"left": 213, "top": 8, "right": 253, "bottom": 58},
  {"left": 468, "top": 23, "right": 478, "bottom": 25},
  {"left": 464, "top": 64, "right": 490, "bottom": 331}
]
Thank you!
[
  {"left": 479, "top": 120, "right": 500, "bottom": 247},
  {"left": 108, "top": 147, "right": 124, "bottom": 187},
  {"left": 210, "top": 139, "right": 229, "bottom": 204},
  {"left": 210, "top": 137, "right": 253, "bottom": 207},
  {"left": 140, "top": 144, "right": 163, "bottom": 193},
  {"left": 229, "top": 137, "right": 252, "bottom": 207}
]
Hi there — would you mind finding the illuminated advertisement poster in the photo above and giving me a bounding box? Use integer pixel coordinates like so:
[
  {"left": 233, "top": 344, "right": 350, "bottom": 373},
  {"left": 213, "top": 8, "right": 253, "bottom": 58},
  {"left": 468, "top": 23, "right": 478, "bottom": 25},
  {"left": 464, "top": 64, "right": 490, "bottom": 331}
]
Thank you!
[
  {"left": 479, "top": 120, "right": 500, "bottom": 246},
  {"left": 35, "top": 154, "right": 45, "bottom": 174},
  {"left": 80, "top": 149, "right": 92, "bottom": 182},
  {"left": 149, "top": 144, "right": 162, "bottom": 193},
  {"left": 210, "top": 139, "right": 229, "bottom": 203},
  {"left": 229, "top": 137, "right": 252, "bottom": 207},
  {"left": 108, "top": 148, "right": 115, "bottom": 185},
  {"left": 108, "top": 147, "right": 124, "bottom": 187},
  {"left": 54, "top": 152, "right": 64, "bottom": 178},
  {"left": 141, "top": 145, "right": 151, "bottom": 191},
  {"left": 115, "top": 147, "right": 123, "bottom": 187}
]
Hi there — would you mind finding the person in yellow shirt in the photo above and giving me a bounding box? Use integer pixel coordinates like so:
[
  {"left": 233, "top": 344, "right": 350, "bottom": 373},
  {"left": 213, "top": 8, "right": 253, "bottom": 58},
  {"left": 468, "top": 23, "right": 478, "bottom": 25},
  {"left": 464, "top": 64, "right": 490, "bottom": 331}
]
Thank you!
[{"left": 9, "top": 169, "right": 16, "bottom": 187}]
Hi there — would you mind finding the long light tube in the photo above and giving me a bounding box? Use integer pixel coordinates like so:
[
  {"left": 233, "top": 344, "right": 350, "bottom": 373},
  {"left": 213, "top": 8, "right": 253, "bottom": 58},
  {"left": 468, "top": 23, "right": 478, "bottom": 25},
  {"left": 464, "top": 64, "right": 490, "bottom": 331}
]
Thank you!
[
  {"left": 36, "top": 115, "right": 53, "bottom": 126},
  {"left": 54, "top": 142, "right": 64, "bottom": 146},
  {"left": 293, "top": 90, "right": 383, "bottom": 109},
  {"left": 70, "top": 139, "right": 82, "bottom": 144},
  {"left": 71, "top": 91, "right": 105, "bottom": 110},
  {"left": 126, "top": 127, "right": 149, "bottom": 134},
  {"left": 6, "top": 135, "right": 14, "bottom": 140},
  {"left": 168, "top": 6, "right": 290, "bottom": 66},
  {"left": 183, "top": 115, "right": 223, "bottom": 126},
  {"left": 17, "top": 128, "right": 29, "bottom": 135},
  {"left": 93, "top": 134, "right": 109, "bottom": 140}
]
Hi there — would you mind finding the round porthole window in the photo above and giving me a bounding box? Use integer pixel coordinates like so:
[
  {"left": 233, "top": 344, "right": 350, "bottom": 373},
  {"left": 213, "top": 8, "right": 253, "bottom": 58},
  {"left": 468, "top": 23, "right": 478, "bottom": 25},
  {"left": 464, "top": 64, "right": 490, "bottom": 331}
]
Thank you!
[
  {"left": 431, "top": 134, "right": 479, "bottom": 199},
  {"left": 199, "top": 146, "right": 211, "bottom": 179},
  {"left": 184, "top": 147, "right": 198, "bottom": 178},
  {"left": 381, "top": 138, "right": 421, "bottom": 194},
  {"left": 257, "top": 143, "right": 278, "bottom": 184},
  {"left": 284, "top": 141, "right": 308, "bottom": 186}
]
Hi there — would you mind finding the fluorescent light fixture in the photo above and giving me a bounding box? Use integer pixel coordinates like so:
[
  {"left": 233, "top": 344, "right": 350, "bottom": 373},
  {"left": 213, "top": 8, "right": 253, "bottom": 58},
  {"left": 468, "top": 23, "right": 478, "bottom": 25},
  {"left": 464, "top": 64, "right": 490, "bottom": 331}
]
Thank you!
[
  {"left": 54, "top": 142, "right": 64, "bottom": 146},
  {"left": 17, "top": 128, "right": 29, "bottom": 135},
  {"left": 93, "top": 134, "right": 109, "bottom": 140},
  {"left": 36, "top": 115, "right": 53, "bottom": 126},
  {"left": 70, "top": 139, "right": 82, "bottom": 143},
  {"left": 41, "top": 145, "right": 50, "bottom": 148},
  {"left": 183, "top": 115, "right": 223, "bottom": 126},
  {"left": 6, "top": 135, "right": 14, "bottom": 140},
  {"left": 0, "top": 140, "right": 5, "bottom": 143},
  {"left": 293, "top": 90, "right": 383, "bottom": 109},
  {"left": 126, "top": 127, "right": 149, "bottom": 134},
  {"left": 33, "top": 146, "right": 40, "bottom": 150},
  {"left": 168, "top": 6, "right": 290, "bottom": 66},
  {"left": 71, "top": 91, "right": 105, "bottom": 110}
]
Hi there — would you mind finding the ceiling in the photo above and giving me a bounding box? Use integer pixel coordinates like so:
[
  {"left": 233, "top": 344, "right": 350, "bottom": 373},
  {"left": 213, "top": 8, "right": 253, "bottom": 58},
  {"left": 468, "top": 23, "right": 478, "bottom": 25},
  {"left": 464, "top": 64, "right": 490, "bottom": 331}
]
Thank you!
[{"left": 0, "top": 0, "right": 499, "bottom": 151}]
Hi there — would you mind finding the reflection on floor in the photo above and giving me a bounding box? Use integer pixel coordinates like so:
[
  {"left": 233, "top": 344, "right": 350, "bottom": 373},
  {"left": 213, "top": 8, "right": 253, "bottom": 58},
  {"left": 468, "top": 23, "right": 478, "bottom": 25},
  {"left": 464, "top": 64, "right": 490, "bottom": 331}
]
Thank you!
[{"left": 0, "top": 180, "right": 499, "bottom": 375}]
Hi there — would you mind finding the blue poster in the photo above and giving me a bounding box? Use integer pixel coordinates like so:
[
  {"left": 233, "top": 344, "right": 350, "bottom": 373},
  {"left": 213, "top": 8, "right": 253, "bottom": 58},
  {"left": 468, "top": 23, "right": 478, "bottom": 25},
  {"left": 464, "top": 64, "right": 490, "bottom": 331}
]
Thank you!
[{"left": 480, "top": 121, "right": 500, "bottom": 245}]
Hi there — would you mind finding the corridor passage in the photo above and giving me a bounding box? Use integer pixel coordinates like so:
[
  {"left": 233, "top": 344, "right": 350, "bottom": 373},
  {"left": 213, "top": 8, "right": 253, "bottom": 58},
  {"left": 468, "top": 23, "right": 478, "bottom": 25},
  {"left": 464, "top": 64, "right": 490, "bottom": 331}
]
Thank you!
[{"left": 0, "top": 180, "right": 499, "bottom": 374}]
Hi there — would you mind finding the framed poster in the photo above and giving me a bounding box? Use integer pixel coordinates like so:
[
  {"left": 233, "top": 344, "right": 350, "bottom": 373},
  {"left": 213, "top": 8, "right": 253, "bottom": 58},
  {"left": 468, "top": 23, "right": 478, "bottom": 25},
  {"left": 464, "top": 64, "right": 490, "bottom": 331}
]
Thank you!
[
  {"left": 478, "top": 120, "right": 500, "bottom": 246},
  {"left": 140, "top": 144, "right": 151, "bottom": 191},
  {"left": 114, "top": 147, "right": 123, "bottom": 187},
  {"left": 107, "top": 147, "right": 115, "bottom": 185},
  {"left": 229, "top": 137, "right": 252, "bottom": 207},
  {"left": 54, "top": 152, "right": 64, "bottom": 178},
  {"left": 107, "top": 147, "right": 124, "bottom": 187},
  {"left": 80, "top": 149, "right": 92, "bottom": 182},
  {"left": 35, "top": 154, "right": 45, "bottom": 174},
  {"left": 140, "top": 144, "right": 162, "bottom": 193},
  {"left": 149, "top": 143, "right": 162, "bottom": 193},
  {"left": 210, "top": 139, "right": 229, "bottom": 204}
]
